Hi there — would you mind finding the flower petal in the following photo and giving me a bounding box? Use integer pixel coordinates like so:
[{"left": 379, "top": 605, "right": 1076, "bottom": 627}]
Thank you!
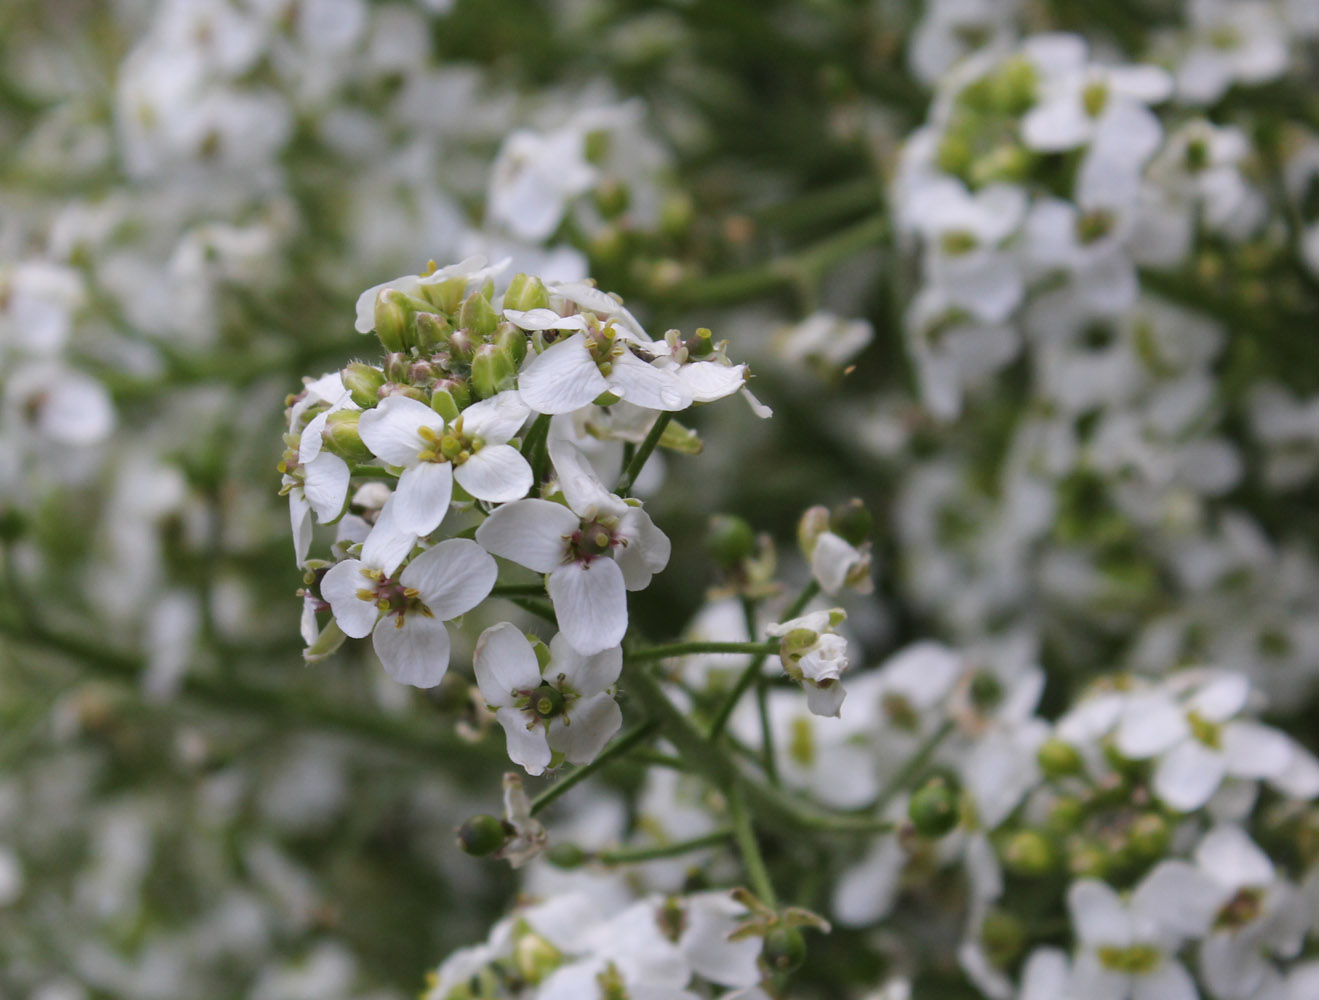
[
  {"left": 502, "top": 308, "right": 588, "bottom": 332},
  {"left": 676, "top": 361, "right": 746, "bottom": 403},
  {"left": 400, "top": 537, "right": 496, "bottom": 619},
  {"left": 548, "top": 436, "right": 625, "bottom": 519},
  {"left": 455, "top": 445, "right": 532, "bottom": 503},
  {"left": 358, "top": 394, "right": 443, "bottom": 466},
  {"left": 320, "top": 558, "right": 378, "bottom": 638},
  {"left": 372, "top": 613, "right": 451, "bottom": 688},
  {"left": 460, "top": 390, "right": 530, "bottom": 444},
  {"left": 475, "top": 499, "right": 576, "bottom": 573},
  {"left": 549, "top": 691, "right": 622, "bottom": 765},
  {"left": 1067, "top": 879, "right": 1132, "bottom": 947},
  {"left": 517, "top": 333, "right": 608, "bottom": 414},
  {"left": 1186, "top": 672, "right": 1250, "bottom": 722},
  {"left": 360, "top": 494, "right": 418, "bottom": 576},
  {"left": 549, "top": 632, "right": 622, "bottom": 694},
  {"left": 392, "top": 461, "right": 453, "bottom": 537},
  {"left": 1194, "top": 824, "right": 1274, "bottom": 889},
  {"left": 302, "top": 453, "right": 350, "bottom": 523},
  {"left": 1114, "top": 694, "right": 1189, "bottom": 759},
  {"left": 475, "top": 622, "right": 542, "bottom": 706},
  {"left": 1154, "top": 739, "right": 1227, "bottom": 812},
  {"left": 547, "top": 558, "right": 627, "bottom": 655},
  {"left": 1222, "top": 721, "right": 1293, "bottom": 779},
  {"left": 607, "top": 349, "right": 691, "bottom": 411},
  {"left": 496, "top": 707, "right": 552, "bottom": 776},
  {"left": 615, "top": 507, "right": 670, "bottom": 590}
]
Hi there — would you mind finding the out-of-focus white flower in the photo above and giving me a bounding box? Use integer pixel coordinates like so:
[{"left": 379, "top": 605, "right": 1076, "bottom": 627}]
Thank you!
[{"left": 767, "top": 608, "right": 850, "bottom": 717}]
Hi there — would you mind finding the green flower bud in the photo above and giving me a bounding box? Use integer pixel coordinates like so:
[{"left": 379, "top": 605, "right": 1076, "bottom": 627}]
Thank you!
[
  {"left": 413, "top": 311, "right": 452, "bottom": 351},
  {"left": 471, "top": 342, "right": 518, "bottom": 399},
  {"left": 797, "top": 505, "right": 830, "bottom": 558},
  {"left": 909, "top": 778, "right": 961, "bottom": 838},
  {"left": 829, "top": 499, "right": 873, "bottom": 547},
  {"left": 969, "top": 144, "right": 1032, "bottom": 187},
  {"left": 384, "top": 352, "right": 411, "bottom": 383},
  {"left": 514, "top": 931, "right": 561, "bottom": 985},
  {"left": 341, "top": 362, "right": 386, "bottom": 408},
  {"left": 1128, "top": 812, "right": 1170, "bottom": 859},
  {"left": 1067, "top": 837, "right": 1109, "bottom": 879},
  {"left": 420, "top": 275, "right": 469, "bottom": 314},
  {"left": 448, "top": 329, "right": 479, "bottom": 363},
  {"left": 373, "top": 289, "right": 412, "bottom": 352},
  {"left": 592, "top": 390, "right": 622, "bottom": 407},
  {"left": 430, "top": 388, "right": 461, "bottom": 423},
  {"left": 459, "top": 290, "right": 498, "bottom": 338},
  {"left": 1002, "top": 830, "right": 1056, "bottom": 877},
  {"left": 1046, "top": 795, "right": 1085, "bottom": 835},
  {"left": 1037, "top": 737, "right": 1083, "bottom": 779},
  {"left": 660, "top": 193, "right": 694, "bottom": 238},
  {"left": 456, "top": 814, "right": 507, "bottom": 856},
  {"left": 323, "top": 410, "right": 373, "bottom": 462},
  {"left": 593, "top": 178, "right": 630, "bottom": 218},
  {"left": 762, "top": 926, "right": 806, "bottom": 974},
  {"left": 981, "top": 910, "right": 1027, "bottom": 967},
  {"left": 504, "top": 273, "right": 551, "bottom": 313},
  {"left": 495, "top": 323, "right": 528, "bottom": 366},
  {"left": 546, "top": 843, "right": 587, "bottom": 870},
  {"left": 706, "top": 514, "right": 756, "bottom": 571}
]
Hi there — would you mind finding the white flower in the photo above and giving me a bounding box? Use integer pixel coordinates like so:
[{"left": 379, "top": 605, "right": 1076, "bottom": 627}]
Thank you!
[
  {"left": 1114, "top": 671, "right": 1297, "bottom": 812},
  {"left": 357, "top": 391, "right": 532, "bottom": 536},
  {"left": 772, "top": 311, "right": 874, "bottom": 375},
  {"left": 495, "top": 772, "right": 547, "bottom": 869},
  {"left": 473, "top": 622, "right": 623, "bottom": 776},
  {"left": 282, "top": 375, "right": 354, "bottom": 565},
  {"left": 767, "top": 608, "right": 850, "bottom": 717},
  {"left": 513, "top": 320, "right": 692, "bottom": 415},
  {"left": 475, "top": 438, "right": 670, "bottom": 654},
  {"left": 1192, "top": 826, "right": 1309, "bottom": 1000},
  {"left": 1069, "top": 864, "right": 1217, "bottom": 1000},
  {"left": 808, "top": 531, "right": 874, "bottom": 596},
  {"left": 488, "top": 125, "right": 599, "bottom": 242},
  {"left": 1173, "top": 0, "right": 1289, "bottom": 105},
  {"left": 319, "top": 537, "right": 495, "bottom": 687}
]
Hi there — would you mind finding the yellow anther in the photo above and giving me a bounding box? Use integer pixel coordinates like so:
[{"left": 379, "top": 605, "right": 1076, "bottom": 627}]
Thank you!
[
  {"left": 403, "top": 587, "right": 420, "bottom": 598},
  {"left": 356, "top": 588, "right": 375, "bottom": 602}
]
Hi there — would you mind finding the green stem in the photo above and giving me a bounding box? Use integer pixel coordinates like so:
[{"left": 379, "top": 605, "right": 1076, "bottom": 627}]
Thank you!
[
  {"left": 872, "top": 719, "right": 955, "bottom": 812},
  {"left": 743, "top": 596, "right": 778, "bottom": 785},
  {"left": 595, "top": 828, "right": 732, "bottom": 865},
  {"left": 349, "top": 465, "right": 395, "bottom": 479},
  {"left": 507, "top": 597, "right": 556, "bottom": 624},
  {"left": 706, "top": 580, "right": 820, "bottom": 741},
  {"left": 625, "top": 640, "right": 780, "bottom": 663},
  {"left": 729, "top": 785, "right": 777, "bottom": 907},
  {"left": 530, "top": 720, "right": 659, "bottom": 815},
  {"left": 490, "top": 583, "right": 547, "bottom": 597},
  {"left": 523, "top": 413, "right": 552, "bottom": 486},
  {"left": 616, "top": 412, "right": 672, "bottom": 496}
]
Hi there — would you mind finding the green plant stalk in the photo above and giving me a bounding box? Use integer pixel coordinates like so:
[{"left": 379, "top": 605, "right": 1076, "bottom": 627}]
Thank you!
[
  {"left": 595, "top": 828, "right": 732, "bottom": 865},
  {"left": 729, "top": 784, "right": 778, "bottom": 908},
  {"left": 616, "top": 412, "right": 672, "bottom": 496},
  {"left": 625, "top": 640, "right": 781, "bottom": 663},
  {"left": 530, "top": 719, "right": 659, "bottom": 815}
]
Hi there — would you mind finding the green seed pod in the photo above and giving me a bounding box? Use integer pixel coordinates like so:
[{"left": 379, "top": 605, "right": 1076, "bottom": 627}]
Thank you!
[
  {"left": 761, "top": 926, "right": 806, "bottom": 975},
  {"left": 908, "top": 778, "right": 961, "bottom": 838},
  {"left": 341, "top": 362, "right": 386, "bottom": 408},
  {"left": 504, "top": 273, "right": 551, "bottom": 313},
  {"left": 456, "top": 814, "right": 507, "bottom": 857},
  {"left": 706, "top": 514, "right": 756, "bottom": 570},
  {"left": 545, "top": 843, "right": 587, "bottom": 870},
  {"left": 514, "top": 932, "right": 561, "bottom": 985}
]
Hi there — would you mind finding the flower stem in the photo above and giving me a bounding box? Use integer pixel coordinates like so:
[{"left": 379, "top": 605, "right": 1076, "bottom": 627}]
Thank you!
[
  {"left": 594, "top": 828, "right": 732, "bottom": 865},
  {"left": 706, "top": 579, "right": 820, "bottom": 741},
  {"left": 729, "top": 784, "right": 778, "bottom": 908},
  {"left": 529, "top": 719, "right": 659, "bottom": 815},
  {"left": 871, "top": 719, "right": 955, "bottom": 812},
  {"left": 624, "top": 640, "right": 780, "bottom": 663},
  {"left": 615, "top": 412, "right": 672, "bottom": 496},
  {"left": 490, "top": 583, "right": 547, "bottom": 597},
  {"left": 522, "top": 412, "right": 552, "bottom": 486}
]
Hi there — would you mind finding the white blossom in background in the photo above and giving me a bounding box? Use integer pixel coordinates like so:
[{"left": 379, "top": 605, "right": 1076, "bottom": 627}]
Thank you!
[{"left": 767, "top": 608, "right": 851, "bottom": 717}]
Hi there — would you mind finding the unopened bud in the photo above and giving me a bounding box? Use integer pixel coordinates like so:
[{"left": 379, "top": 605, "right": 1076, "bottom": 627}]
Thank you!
[
  {"left": 981, "top": 910, "right": 1027, "bottom": 966},
  {"left": 829, "top": 499, "right": 872, "bottom": 547},
  {"left": 1128, "top": 812, "right": 1170, "bottom": 859},
  {"left": 1066, "top": 837, "right": 1108, "bottom": 879},
  {"left": 1046, "top": 795, "right": 1084, "bottom": 835},
  {"left": 908, "top": 777, "right": 960, "bottom": 838},
  {"left": 514, "top": 932, "right": 561, "bottom": 985},
  {"left": 797, "top": 505, "right": 830, "bottom": 558},
  {"left": 504, "top": 273, "right": 550, "bottom": 313},
  {"left": 323, "top": 410, "right": 373, "bottom": 461},
  {"left": 494, "top": 323, "right": 528, "bottom": 366},
  {"left": 707, "top": 514, "right": 756, "bottom": 571},
  {"left": 413, "top": 311, "right": 451, "bottom": 351},
  {"left": 546, "top": 843, "right": 587, "bottom": 869},
  {"left": 660, "top": 193, "right": 694, "bottom": 238},
  {"left": 421, "top": 275, "right": 468, "bottom": 314},
  {"left": 459, "top": 290, "right": 498, "bottom": 337},
  {"left": 1037, "top": 737, "right": 1083, "bottom": 779},
  {"left": 384, "top": 352, "right": 411, "bottom": 383},
  {"left": 456, "top": 814, "right": 507, "bottom": 856},
  {"left": 593, "top": 178, "right": 630, "bottom": 218},
  {"left": 341, "top": 363, "right": 386, "bottom": 407},
  {"left": 471, "top": 342, "right": 518, "bottom": 399},
  {"left": 448, "top": 329, "right": 478, "bottom": 362},
  {"left": 762, "top": 926, "right": 806, "bottom": 974},
  {"left": 373, "top": 289, "right": 411, "bottom": 352},
  {"left": 1002, "top": 830, "right": 1056, "bottom": 877}
]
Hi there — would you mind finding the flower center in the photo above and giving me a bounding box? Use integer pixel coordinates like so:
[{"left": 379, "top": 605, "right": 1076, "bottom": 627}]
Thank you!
[
  {"left": 1097, "top": 944, "right": 1162, "bottom": 975},
  {"left": 1214, "top": 887, "right": 1264, "bottom": 930},
  {"left": 568, "top": 516, "right": 619, "bottom": 563},
  {"left": 355, "top": 568, "right": 433, "bottom": 626},
  {"left": 1187, "top": 710, "right": 1223, "bottom": 749},
  {"left": 531, "top": 684, "right": 566, "bottom": 718},
  {"left": 417, "top": 418, "right": 481, "bottom": 466}
]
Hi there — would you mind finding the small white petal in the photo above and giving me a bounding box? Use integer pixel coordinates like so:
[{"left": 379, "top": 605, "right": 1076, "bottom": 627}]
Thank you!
[
  {"left": 1223, "top": 722, "right": 1294, "bottom": 779},
  {"left": 1271, "top": 742, "right": 1319, "bottom": 799},
  {"left": 677, "top": 361, "right": 746, "bottom": 402},
  {"left": 360, "top": 495, "right": 418, "bottom": 576},
  {"left": 1201, "top": 932, "right": 1265, "bottom": 1000},
  {"left": 549, "top": 691, "right": 622, "bottom": 764},
  {"left": 608, "top": 349, "right": 692, "bottom": 411},
  {"left": 392, "top": 461, "right": 453, "bottom": 537},
  {"left": 1115, "top": 694, "right": 1189, "bottom": 759},
  {"left": 501, "top": 308, "right": 588, "bottom": 332},
  {"left": 1068, "top": 880, "right": 1132, "bottom": 947},
  {"left": 805, "top": 682, "right": 847, "bottom": 718},
  {"left": 372, "top": 613, "right": 451, "bottom": 687},
  {"left": 302, "top": 454, "right": 350, "bottom": 523},
  {"left": 496, "top": 707, "right": 552, "bottom": 775},
  {"left": 455, "top": 446, "right": 532, "bottom": 502},
  {"left": 474, "top": 622, "right": 542, "bottom": 706},
  {"left": 460, "top": 390, "right": 530, "bottom": 443},
  {"left": 290, "top": 491, "right": 312, "bottom": 567},
  {"left": 549, "top": 632, "right": 622, "bottom": 695},
  {"left": 1194, "top": 825, "right": 1274, "bottom": 889},
  {"left": 615, "top": 508, "right": 671, "bottom": 590},
  {"left": 1155, "top": 740, "right": 1228, "bottom": 811},
  {"left": 476, "top": 499, "right": 577, "bottom": 573},
  {"left": 1132, "top": 860, "right": 1220, "bottom": 939},
  {"left": 517, "top": 333, "right": 608, "bottom": 414},
  {"left": 548, "top": 437, "right": 625, "bottom": 520},
  {"left": 400, "top": 538, "right": 496, "bottom": 620},
  {"left": 547, "top": 558, "right": 628, "bottom": 655},
  {"left": 320, "top": 559, "right": 377, "bottom": 638},
  {"left": 811, "top": 532, "right": 863, "bottom": 596},
  {"left": 1132, "top": 960, "right": 1196, "bottom": 1000},
  {"left": 358, "top": 394, "right": 443, "bottom": 466},
  {"left": 1186, "top": 673, "right": 1250, "bottom": 721}
]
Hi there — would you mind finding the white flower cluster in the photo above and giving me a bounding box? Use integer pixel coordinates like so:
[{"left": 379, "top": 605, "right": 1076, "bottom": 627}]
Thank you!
[{"left": 288, "top": 258, "right": 757, "bottom": 773}]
